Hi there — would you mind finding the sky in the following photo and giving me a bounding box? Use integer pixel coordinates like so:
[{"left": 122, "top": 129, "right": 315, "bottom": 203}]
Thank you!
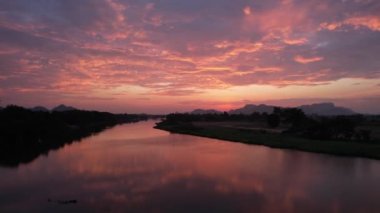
[{"left": 0, "top": 0, "right": 379, "bottom": 114}]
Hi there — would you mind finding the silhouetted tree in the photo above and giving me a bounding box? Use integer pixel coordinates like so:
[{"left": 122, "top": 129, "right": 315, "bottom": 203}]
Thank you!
[{"left": 267, "top": 113, "right": 280, "bottom": 128}]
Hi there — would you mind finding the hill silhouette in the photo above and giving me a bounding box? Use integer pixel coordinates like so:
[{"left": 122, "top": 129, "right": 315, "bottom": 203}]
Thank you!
[
  {"left": 298, "top": 103, "right": 355, "bottom": 116},
  {"left": 191, "top": 109, "right": 222, "bottom": 114},
  {"left": 52, "top": 104, "right": 77, "bottom": 112},
  {"left": 191, "top": 102, "right": 356, "bottom": 116},
  {"left": 30, "top": 106, "right": 49, "bottom": 112}
]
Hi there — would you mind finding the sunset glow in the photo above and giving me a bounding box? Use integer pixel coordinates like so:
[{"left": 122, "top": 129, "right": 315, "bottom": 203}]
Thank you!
[{"left": 0, "top": 0, "right": 379, "bottom": 113}]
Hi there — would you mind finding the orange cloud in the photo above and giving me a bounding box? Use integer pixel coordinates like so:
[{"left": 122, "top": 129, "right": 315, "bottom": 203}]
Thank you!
[
  {"left": 243, "top": 6, "right": 252, "bottom": 16},
  {"left": 320, "top": 16, "right": 380, "bottom": 32},
  {"left": 294, "top": 55, "right": 324, "bottom": 64},
  {"left": 345, "top": 16, "right": 380, "bottom": 31},
  {"left": 283, "top": 38, "right": 308, "bottom": 45}
]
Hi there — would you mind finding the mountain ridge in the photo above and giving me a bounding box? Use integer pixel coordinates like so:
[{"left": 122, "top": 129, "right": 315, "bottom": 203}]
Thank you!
[
  {"left": 191, "top": 102, "right": 356, "bottom": 116},
  {"left": 52, "top": 104, "right": 77, "bottom": 112},
  {"left": 30, "top": 106, "right": 49, "bottom": 112}
]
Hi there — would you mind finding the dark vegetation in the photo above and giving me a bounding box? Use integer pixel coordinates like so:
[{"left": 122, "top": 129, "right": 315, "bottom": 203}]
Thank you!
[
  {"left": 159, "top": 107, "right": 378, "bottom": 143},
  {"left": 0, "top": 105, "right": 148, "bottom": 167},
  {"left": 156, "top": 108, "right": 380, "bottom": 159}
]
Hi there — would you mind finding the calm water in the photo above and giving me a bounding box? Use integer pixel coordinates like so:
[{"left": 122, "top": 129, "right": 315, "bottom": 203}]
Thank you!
[{"left": 1, "top": 120, "right": 380, "bottom": 213}]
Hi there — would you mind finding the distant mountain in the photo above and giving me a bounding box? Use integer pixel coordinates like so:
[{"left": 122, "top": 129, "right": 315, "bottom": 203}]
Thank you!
[
  {"left": 30, "top": 106, "right": 49, "bottom": 112},
  {"left": 191, "top": 109, "right": 222, "bottom": 114},
  {"left": 190, "top": 102, "right": 356, "bottom": 116},
  {"left": 0, "top": 106, "right": 3, "bottom": 111},
  {"left": 52, "top": 104, "right": 77, "bottom": 112},
  {"left": 229, "top": 104, "right": 275, "bottom": 114},
  {"left": 297, "top": 102, "right": 355, "bottom": 116}
]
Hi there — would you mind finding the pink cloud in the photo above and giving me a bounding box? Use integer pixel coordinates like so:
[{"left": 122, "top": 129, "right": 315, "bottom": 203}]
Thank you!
[
  {"left": 320, "top": 16, "right": 380, "bottom": 32},
  {"left": 294, "top": 55, "right": 324, "bottom": 64},
  {"left": 0, "top": 0, "right": 379, "bottom": 113}
]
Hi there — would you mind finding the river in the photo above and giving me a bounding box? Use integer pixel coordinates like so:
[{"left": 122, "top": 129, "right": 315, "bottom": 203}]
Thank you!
[{"left": 1, "top": 120, "right": 380, "bottom": 213}]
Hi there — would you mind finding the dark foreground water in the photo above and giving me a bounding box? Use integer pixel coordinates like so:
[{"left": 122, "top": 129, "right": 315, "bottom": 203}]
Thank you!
[{"left": 1, "top": 120, "right": 380, "bottom": 213}]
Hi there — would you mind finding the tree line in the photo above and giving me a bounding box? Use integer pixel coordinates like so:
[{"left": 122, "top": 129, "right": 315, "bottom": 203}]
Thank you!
[
  {"left": 0, "top": 105, "right": 148, "bottom": 167},
  {"left": 160, "top": 107, "right": 376, "bottom": 143}
]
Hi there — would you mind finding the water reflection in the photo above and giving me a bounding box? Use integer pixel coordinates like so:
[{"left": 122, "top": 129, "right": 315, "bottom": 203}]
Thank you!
[{"left": 1, "top": 120, "right": 380, "bottom": 212}]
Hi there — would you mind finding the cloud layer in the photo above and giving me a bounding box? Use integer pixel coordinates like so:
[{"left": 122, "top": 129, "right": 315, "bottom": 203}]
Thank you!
[{"left": 0, "top": 0, "right": 379, "bottom": 112}]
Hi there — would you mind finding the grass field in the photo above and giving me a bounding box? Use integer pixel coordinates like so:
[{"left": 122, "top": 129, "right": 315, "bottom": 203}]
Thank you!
[{"left": 155, "top": 121, "right": 380, "bottom": 160}]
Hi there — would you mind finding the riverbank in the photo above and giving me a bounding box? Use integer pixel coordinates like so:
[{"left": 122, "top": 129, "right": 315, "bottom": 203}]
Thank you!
[
  {"left": 155, "top": 121, "right": 380, "bottom": 160},
  {"left": 0, "top": 106, "right": 149, "bottom": 167}
]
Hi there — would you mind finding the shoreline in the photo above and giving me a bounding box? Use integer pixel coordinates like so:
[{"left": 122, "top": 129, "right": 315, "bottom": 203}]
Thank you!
[
  {"left": 155, "top": 123, "right": 380, "bottom": 160},
  {"left": 0, "top": 106, "right": 150, "bottom": 167}
]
